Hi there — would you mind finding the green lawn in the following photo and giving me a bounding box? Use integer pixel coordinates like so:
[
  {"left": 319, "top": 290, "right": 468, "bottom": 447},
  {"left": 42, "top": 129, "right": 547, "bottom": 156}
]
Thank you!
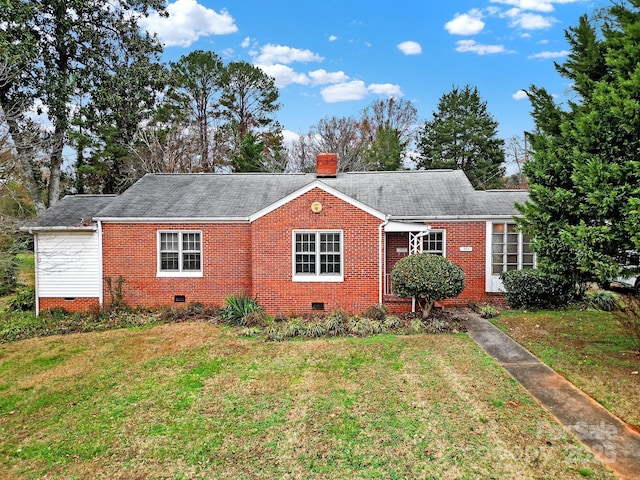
[
  {"left": 0, "top": 323, "right": 614, "bottom": 479},
  {"left": 493, "top": 308, "right": 640, "bottom": 428}
]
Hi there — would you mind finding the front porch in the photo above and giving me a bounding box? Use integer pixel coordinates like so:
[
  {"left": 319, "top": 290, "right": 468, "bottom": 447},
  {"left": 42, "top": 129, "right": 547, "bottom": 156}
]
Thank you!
[{"left": 382, "top": 226, "right": 443, "bottom": 313}]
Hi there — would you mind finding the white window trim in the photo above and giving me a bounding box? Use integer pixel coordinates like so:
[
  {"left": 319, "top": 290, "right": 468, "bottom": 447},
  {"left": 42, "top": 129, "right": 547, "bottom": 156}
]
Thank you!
[
  {"left": 292, "top": 229, "right": 344, "bottom": 282},
  {"left": 157, "top": 230, "right": 203, "bottom": 278},
  {"left": 424, "top": 230, "right": 446, "bottom": 257},
  {"left": 408, "top": 230, "right": 446, "bottom": 257},
  {"left": 485, "top": 221, "right": 536, "bottom": 292}
]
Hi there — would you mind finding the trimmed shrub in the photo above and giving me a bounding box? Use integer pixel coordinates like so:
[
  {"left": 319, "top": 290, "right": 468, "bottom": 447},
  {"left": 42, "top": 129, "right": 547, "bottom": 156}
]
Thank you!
[
  {"left": 391, "top": 253, "right": 465, "bottom": 318},
  {"left": 500, "top": 269, "right": 574, "bottom": 310}
]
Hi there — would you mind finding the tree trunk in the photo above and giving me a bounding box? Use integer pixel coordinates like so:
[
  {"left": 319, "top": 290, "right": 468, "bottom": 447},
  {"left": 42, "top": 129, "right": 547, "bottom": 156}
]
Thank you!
[
  {"left": 420, "top": 299, "right": 435, "bottom": 319},
  {"left": 47, "top": 129, "right": 65, "bottom": 207},
  {"left": 5, "top": 117, "right": 47, "bottom": 214}
]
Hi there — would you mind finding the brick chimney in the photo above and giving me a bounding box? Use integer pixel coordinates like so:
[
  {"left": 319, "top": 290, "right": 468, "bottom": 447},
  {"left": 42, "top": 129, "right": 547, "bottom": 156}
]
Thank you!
[{"left": 316, "top": 153, "right": 338, "bottom": 177}]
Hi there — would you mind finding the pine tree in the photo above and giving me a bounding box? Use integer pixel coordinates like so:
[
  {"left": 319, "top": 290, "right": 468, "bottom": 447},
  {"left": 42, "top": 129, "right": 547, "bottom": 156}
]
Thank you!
[
  {"left": 519, "top": 3, "right": 640, "bottom": 286},
  {"left": 416, "top": 85, "right": 505, "bottom": 189}
]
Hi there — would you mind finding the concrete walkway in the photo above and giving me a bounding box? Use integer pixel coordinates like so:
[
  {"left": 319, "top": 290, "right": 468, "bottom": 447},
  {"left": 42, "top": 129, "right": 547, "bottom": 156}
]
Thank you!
[{"left": 464, "top": 312, "right": 640, "bottom": 480}]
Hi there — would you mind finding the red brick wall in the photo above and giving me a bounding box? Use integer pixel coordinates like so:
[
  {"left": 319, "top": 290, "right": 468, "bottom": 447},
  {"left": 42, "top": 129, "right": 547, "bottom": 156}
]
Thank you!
[
  {"left": 39, "top": 297, "right": 99, "bottom": 313},
  {"left": 102, "top": 223, "right": 252, "bottom": 308},
  {"left": 433, "top": 221, "right": 487, "bottom": 306},
  {"left": 96, "top": 210, "right": 495, "bottom": 315},
  {"left": 384, "top": 222, "right": 490, "bottom": 311},
  {"left": 385, "top": 233, "right": 410, "bottom": 277},
  {"left": 251, "top": 188, "right": 383, "bottom": 315}
]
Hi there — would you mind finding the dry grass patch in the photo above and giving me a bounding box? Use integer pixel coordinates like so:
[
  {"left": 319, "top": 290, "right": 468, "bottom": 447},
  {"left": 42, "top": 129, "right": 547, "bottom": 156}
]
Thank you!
[
  {"left": 494, "top": 309, "right": 640, "bottom": 429},
  {"left": 0, "top": 323, "right": 615, "bottom": 479}
]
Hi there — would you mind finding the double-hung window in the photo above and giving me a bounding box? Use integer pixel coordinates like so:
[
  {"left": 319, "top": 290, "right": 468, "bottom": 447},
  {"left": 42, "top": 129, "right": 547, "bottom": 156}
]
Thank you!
[
  {"left": 157, "top": 231, "right": 202, "bottom": 277},
  {"left": 491, "top": 223, "right": 534, "bottom": 274},
  {"left": 293, "top": 230, "right": 343, "bottom": 282},
  {"left": 423, "top": 231, "right": 444, "bottom": 255}
]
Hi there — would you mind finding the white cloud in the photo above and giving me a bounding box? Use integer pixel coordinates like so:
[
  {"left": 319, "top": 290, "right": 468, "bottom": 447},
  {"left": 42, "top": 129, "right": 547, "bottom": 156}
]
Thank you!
[
  {"left": 509, "top": 12, "right": 556, "bottom": 29},
  {"left": 455, "top": 40, "right": 507, "bottom": 55},
  {"left": 445, "top": 10, "right": 485, "bottom": 35},
  {"left": 368, "top": 83, "right": 403, "bottom": 97},
  {"left": 321, "top": 80, "right": 369, "bottom": 102},
  {"left": 254, "top": 44, "right": 324, "bottom": 65},
  {"left": 319, "top": 81, "right": 403, "bottom": 103},
  {"left": 282, "top": 129, "right": 300, "bottom": 146},
  {"left": 308, "top": 69, "right": 349, "bottom": 85},
  {"left": 138, "top": 0, "right": 237, "bottom": 48},
  {"left": 256, "top": 64, "right": 310, "bottom": 88},
  {"left": 512, "top": 90, "right": 529, "bottom": 100},
  {"left": 241, "top": 36, "right": 251, "bottom": 48},
  {"left": 329, "top": 35, "right": 338, "bottom": 42},
  {"left": 528, "top": 49, "right": 570, "bottom": 59},
  {"left": 490, "top": 0, "right": 580, "bottom": 12},
  {"left": 397, "top": 41, "right": 422, "bottom": 55}
]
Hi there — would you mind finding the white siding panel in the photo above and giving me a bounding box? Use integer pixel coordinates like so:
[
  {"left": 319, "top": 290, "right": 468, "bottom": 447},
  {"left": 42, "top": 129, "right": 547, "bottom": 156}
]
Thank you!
[{"left": 36, "top": 232, "right": 101, "bottom": 297}]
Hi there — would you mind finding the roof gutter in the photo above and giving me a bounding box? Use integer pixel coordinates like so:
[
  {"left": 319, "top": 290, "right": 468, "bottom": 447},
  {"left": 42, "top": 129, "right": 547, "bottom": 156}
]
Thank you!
[
  {"left": 20, "top": 226, "right": 98, "bottom": 234},
  {"left": 94, "top": 217, "right": 251, "bottom": 223},
  {"left": 389, "top": 214, "right": 523, "bottom": 221}
]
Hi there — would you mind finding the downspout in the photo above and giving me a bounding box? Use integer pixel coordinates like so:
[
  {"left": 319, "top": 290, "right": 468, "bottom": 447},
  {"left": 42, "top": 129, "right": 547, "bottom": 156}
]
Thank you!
[
  {"left": 33, "top": 232, "right": 39, "bottom": 316},
  {"left": 97, "top": 220, "right": 104, "bottom": 307},
  {"left": 409, "top": 234, "right": 416, "bottom": 313},
  {"left": 378, "top": 216, "right": 390, "bottom": 304}
]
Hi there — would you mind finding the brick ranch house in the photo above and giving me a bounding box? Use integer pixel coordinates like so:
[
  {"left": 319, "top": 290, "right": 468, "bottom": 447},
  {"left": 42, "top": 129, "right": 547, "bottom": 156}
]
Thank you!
[{"left": 23, "top": 153, "right": 531, "bottom": 316}]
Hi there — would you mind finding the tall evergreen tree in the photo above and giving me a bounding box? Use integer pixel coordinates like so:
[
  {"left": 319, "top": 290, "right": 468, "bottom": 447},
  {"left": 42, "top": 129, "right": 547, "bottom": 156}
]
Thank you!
[
  {"left": 519, "top": 3, "right": 640, "bottom": 286},
  {"left": 168, "top": 50, "right": 224, "bottom": 172},
  {"left": 219, "top": 61, "right": 282, "bottom": 162},
  {"left": 416, "top": 85, "right": 505, "bottom": 189},
  {"left": 0, "top": 0, "right": 166, "bottom": 210}
]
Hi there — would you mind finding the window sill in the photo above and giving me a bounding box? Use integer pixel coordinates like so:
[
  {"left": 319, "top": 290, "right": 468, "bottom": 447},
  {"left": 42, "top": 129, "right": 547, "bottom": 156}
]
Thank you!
[
  {"left": 157, "top": 271, "right": 203, "bottom": 278},
  {"left": 292, "top": 275, "right": 344, "bottom": 283}
]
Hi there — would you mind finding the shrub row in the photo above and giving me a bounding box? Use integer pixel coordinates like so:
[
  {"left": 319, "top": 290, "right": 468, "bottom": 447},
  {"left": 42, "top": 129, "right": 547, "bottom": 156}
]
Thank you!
[
  {"left": 1, "top": 291, "right": 466, "bottom": 343},
  {"left": 500, "top": 269, "right": 576, "bottom": 310}
]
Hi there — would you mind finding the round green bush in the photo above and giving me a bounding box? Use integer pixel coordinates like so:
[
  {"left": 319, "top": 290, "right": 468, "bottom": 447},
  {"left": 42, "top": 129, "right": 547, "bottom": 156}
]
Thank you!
[{"left": 391, "top": 253, "right": 465, "bottom": 317}]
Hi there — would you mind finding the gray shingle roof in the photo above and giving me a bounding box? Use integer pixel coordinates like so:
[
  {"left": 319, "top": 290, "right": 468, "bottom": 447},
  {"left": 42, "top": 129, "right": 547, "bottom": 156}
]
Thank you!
[
  {"left": 23, "top": 195, "right": 117, "bottom": 229},
  {"left": 320, "top": 170, "right": 528, "bottom": 218},
  {"left": 27, "top": 170, "right": 529, "bottom": 228},
  {"left": 97, "top": 173, "right": 316, "bottom": 218}
]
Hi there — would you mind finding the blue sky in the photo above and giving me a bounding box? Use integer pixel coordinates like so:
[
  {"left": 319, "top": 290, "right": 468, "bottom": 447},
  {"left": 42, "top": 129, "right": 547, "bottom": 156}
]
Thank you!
[{"left": 139, "top": 0, "right": 604, "bottom": 149}]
